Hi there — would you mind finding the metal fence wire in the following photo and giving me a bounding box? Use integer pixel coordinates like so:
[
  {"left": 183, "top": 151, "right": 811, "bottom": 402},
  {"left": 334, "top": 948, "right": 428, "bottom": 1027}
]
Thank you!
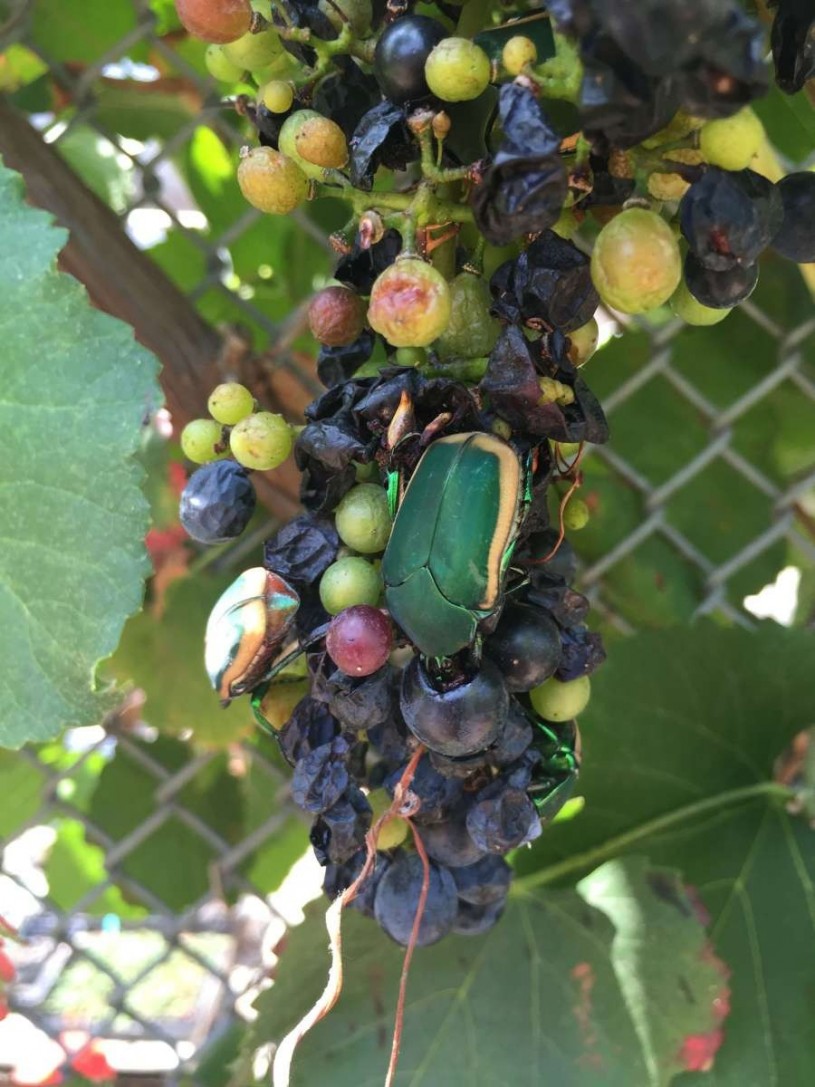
[{"left": 2, "top": 1, "right": 815, "bottom": 1083}]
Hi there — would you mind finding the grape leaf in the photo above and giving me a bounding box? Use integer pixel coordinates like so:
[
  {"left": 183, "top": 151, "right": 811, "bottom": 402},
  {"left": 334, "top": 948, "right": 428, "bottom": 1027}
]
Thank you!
[
  {"left": 87, "top": 734, "right": 244, "bottom": 909},
  {"left": 0, "top": 750, "right": 44, "bottom": 837},
  {"left": 241, "top": 858, "right": 726, "bottom": 1087},
  {"left": 30, "top": 0, "right": 138, "bottom": 64},
  {"left": 0, "top": 163, "right": 160, "bottom": 748},
  {"left": 513, "top": 624, "right": 815, "bottom": 1085}
]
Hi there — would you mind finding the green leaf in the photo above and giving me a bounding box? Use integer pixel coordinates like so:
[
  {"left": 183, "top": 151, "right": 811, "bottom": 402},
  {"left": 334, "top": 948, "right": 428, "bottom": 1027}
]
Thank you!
[
  {"left": 753, "top": 86, "right": 815, "bottom": 166},
  {"left": 517, "top": 625, "right": 810, "bottom": 871},
  {"left": 243, "top": 858, "right": 725, "bottom": 1087},
  {"left": 95, "top": 81, "right": 195, "bottom": 142},
  {"left": 0, "top": 45, "right": 48, "bottom": 92},
  {"left": 56, "top": 126, "right": 136, "bottom": 215},
  {"left": 88, "top": 734, "right": 244, "bottom": 909},
  {"left": 45, "top": 818, "right": 145, "bottom": 917},
  {"left": 0, "top": 162, "right": 161, "bottom": 749},
  {"left": 0, "top": 750, "right": 44, "bottom": 837},
  {"left": 107, "top": 573, "right": 254, "bottom": 748},
  {"left": 30, "top": 0, "right": 137, "bottom": 64},
  {"left": 513, "top": 624, "right": 815, "bottom": 1084}
]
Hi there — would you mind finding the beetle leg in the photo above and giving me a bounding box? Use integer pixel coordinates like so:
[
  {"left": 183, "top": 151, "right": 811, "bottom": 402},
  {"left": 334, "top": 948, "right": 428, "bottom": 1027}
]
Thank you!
[
  {"left": 419, "top": 411, "right": 454, "bottom": 447},
  {"left": 386, "top": 389, "right": 416, "bottom": 451},
  {"left": 504, "top": 567, "right": 531, "bottom": 597}
]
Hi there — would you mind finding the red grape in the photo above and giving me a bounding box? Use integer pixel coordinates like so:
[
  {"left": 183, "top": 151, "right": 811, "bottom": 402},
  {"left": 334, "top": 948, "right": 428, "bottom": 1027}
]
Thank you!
[
  {"left": 175, "top": 0, "right": 252, "bottom": 44},
  {"left": 326, "top": 605, "right": 393, "bottom": 677}
]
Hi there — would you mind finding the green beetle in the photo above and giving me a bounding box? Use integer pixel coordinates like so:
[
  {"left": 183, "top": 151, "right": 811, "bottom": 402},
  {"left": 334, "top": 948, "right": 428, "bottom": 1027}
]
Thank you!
[
  {"left": 382, "top": 431, "right": 529, "bottom": 659},
  {"left": 205, "top": 567, "right": 300, "bottom": 703},
  {"left": 527, "top": 716, "right": 580, "bottom": 826}
]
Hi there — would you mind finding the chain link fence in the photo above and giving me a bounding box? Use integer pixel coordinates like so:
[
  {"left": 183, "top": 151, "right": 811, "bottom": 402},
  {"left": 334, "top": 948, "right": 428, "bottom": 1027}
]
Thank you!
[{"left": 2, "top": 1, "right": 814, "bottom": 1082}]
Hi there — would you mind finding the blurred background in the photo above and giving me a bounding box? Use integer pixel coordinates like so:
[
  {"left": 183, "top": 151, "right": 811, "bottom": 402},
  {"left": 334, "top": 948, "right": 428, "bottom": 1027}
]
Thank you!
[{"left": 1, "top": 0, "right": 814, "bottom": 1083}]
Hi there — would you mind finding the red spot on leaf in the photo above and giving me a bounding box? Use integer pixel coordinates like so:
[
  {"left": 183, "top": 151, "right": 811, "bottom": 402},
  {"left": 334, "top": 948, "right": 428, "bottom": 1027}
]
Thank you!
[
  {"left": 571, "top": 962, "right": 603, "bottom": 1070},
  {"left": 0, "top": 995, "right": 8, "bottom": 1021},
  {"left": 684, "top": 884, "right": 712, "bottom": 927},
  {"left": 680, "top": 1029, "right": 725, "bottom": 1072}
]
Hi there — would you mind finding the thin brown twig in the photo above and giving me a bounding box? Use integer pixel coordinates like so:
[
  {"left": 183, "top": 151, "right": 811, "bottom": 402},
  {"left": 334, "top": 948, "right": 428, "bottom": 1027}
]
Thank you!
[{"left": 384, "top": 819, "right": 430, "bottom": 1087}]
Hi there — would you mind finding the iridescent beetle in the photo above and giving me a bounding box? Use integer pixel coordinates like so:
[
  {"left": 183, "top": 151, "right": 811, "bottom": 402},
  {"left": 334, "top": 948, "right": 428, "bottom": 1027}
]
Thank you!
[
  {"left": 382, "top": 430, "right": 533, "bottom": 659},
  {"left": 205, "top": 567, "right": 300, "bottom": 703},
  {"left": 527, "top": 715, "right": 581, "bottom": 825}
]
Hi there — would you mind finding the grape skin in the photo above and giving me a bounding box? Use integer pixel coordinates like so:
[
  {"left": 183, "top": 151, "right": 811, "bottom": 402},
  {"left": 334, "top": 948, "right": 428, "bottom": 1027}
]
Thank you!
[{"left": 229, "top": 411, "right": 293, "bottom": 470}]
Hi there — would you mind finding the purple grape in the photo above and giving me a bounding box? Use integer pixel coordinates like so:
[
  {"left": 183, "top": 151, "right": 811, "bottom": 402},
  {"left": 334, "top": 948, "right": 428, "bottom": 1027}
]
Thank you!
[
  {"left": 179, "top": 460, "right": 255, "bottom": 545},
  {"left": 291, "top": 737, "right": 350, "bottom": 814},
  {"left": 680, "top": 168, "right": 783, "bottom": 271},
  {"left": 684, "top": 252, "right": 758, "bottom": 309},
  {"left": 451, "top": 856, "right": 513, "bottom": 906},
  {"left": 771, "top": 172, "right": 815, "bottom": 263},
  {"left": 453, "top": 899, "right": 506, "bottom": 937},
  {"left": 484, "top": 604, "right": 562, "bottom": 692},
  {"left": 326, "top": 606, "right": 393, "bottom": 678},
  {"left": 374, "top": 851, "right": 458, "bottom": 947},
  {"left": 466, "top": 778, "right": 542, "bottom": 854},
  {"left": 417, "top": 808, "right": 486, "bottom": 869},
  {"left": 310, "top": 786, "right": 371, "bottom": 865},
  {"left": 400, "top": 657, "right": 508, "bottom": 758}
]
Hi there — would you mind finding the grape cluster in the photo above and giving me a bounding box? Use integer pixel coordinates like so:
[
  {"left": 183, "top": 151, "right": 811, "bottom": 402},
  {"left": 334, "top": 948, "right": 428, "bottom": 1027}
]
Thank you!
[
  {"left": 179, "top": 382, "right": 294, "bottom": 543},
  {"left": 173, "top": 0, "right": 814, "bottom": 944}
]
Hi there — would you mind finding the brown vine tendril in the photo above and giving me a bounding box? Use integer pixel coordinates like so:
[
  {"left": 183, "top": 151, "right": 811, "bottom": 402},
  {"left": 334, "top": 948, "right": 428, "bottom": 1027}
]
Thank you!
[
  {"left": 272, "top": 745, "right": 426, "bottom": 1087},
  {"left": 530, "top": 441, "right": 586, "bottom": 565}
]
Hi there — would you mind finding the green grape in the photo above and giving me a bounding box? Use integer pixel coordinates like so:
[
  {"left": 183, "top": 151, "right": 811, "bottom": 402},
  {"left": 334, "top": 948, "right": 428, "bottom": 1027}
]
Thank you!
[
  {"left": 224, "top": 27, "right": 284, "bottom": 71},
  {"left": 251, "top": 51, "right": 297, "bottom": 84},
  {"left": 180, "top": 418, "right": 226, "bottom": 464},
  {"left": 424, "top": 38, "right": 492, "bottom": 103},
  {"left": 552, "top": 440, "right": 581, "bottom": 459},
  {"left": 319, "top": 556, "right": 383, "bottom": 614},
  {"left": 502, "top": 35, "right": 537, "bottom": 76},
  {"left": 367, "top": 789, "right": 409, "bottom": 849},
  {"left": 334, "top": 484, "right": 392, "bottom": 554},
  {"left": 590, "top": 208, "right": 681, "bottom": 314},
  {"left": 434, "top": 271, "right": 500, "bottom": 360},
  {"left": 205, "top": 44, "right": 244, "bottom": 82},
  {"left": 278, "top": 110, "right": 349, "bottom": 179},
  {"left": 318, "top": 0, "right": 373, "bottom": 37},
  {"left": 529, "top": 675, "right": 591, "bottom": 722},
  {"left": 563, "top": 497, "right": 590, "bottom": 531},
  {"left": 394, "top": 346, "right": 426, "bottom": 367},
  {"left": 700, "top": 108, "right": 764, "bottom": 172},
  {"left": 259, "top": 79, "right": 294, "bottom": 114},
  {"left": 208, "top": 382, "right": 254, "bottom": 425},
  {"left": 237, "top": 147, "right": 309, "bottom": 215},
  {"left": 567, "top": 318, "right": 599, "bottom": 367},
  {"left": 354, "top": 460, "right": 380, "bottom": 483},
  {"left": 229, "top": 411, "right": 293, "bottom": 470},
  {"left": 669, "top": 280, "right": 731, "bottom": 326},
  {"left": 367, "top": 258, "right": 452, "bottom": 348}
]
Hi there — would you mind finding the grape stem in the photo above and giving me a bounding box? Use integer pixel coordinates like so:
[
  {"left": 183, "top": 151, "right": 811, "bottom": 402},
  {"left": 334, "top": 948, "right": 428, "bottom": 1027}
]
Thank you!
[
  {"left": 525, "top": 30, "right": 583, "bottom": 103},
  {"left": 315, "top": 180, "right": 475, "bottom": 231},
  {"left": 514, "top": 780, "right": 795, "bottom": 892}
]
